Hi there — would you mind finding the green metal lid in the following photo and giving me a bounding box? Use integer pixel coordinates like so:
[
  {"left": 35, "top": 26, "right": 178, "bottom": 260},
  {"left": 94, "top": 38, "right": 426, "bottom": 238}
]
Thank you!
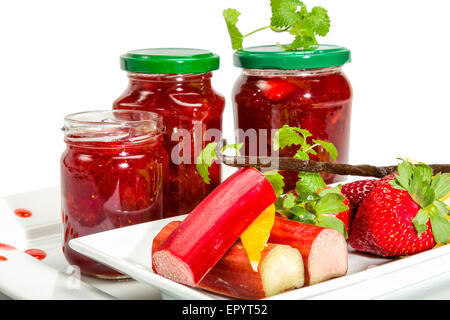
[
  {"left": 120, "top": 48, "right": 220, "bottom": 74},
  {"left": 233, "top": 44, "right": 351, "bottom": 70}
]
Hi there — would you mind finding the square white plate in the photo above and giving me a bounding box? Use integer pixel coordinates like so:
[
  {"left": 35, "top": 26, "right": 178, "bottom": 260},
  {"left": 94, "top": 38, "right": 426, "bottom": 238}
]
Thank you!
[{"left": 69, "top": 214, "right": 450, "bottom": 300}]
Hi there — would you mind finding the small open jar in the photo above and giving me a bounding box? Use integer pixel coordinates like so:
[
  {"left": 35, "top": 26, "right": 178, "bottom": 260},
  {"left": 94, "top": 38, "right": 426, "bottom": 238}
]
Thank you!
[
  {"left": 233, "top": 45, "right": 352, "bottom": 190},
  {"left": 61, "top": 110, "right": 167, "bottom": 279}
]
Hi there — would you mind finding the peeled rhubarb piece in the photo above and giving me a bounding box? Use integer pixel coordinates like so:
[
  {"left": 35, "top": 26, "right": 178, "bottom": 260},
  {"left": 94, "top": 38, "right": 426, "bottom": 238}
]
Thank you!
[
  {"left": 269, "top": 215, "right": 348, "bottom": 285},
  {"left": 152, "top": 221, "right": 304, "bottom": 299},
  {"left": 152, "top": 168, "right": 277, "bottom": 287}
]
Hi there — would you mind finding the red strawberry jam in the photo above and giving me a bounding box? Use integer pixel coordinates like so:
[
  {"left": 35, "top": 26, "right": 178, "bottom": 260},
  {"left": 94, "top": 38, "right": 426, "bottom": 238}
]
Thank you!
[
  {"left": 61, "top": 110, "right": 167, "bottom": 278},
  {"left": 114, "top": 48, "right": 225, "bottom": 218},
  {"left": 233, "top": 45, "right": 352, "bottom": 190}
]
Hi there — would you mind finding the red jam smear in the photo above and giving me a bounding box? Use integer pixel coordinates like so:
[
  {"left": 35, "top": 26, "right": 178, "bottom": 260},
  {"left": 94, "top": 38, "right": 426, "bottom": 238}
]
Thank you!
[
  {"left": 114, "top": 72, "right": 225, "bottom": 217},
  {"left": 61, "top": 137, "right": 167, "bottom": 278},
  {"left": 233, "top": 69, "right": 352, "bottom": 190},
  {"left": 0, "top": 243, "right": 16, "bottom": 251},
  {"left": 25, "top": 249, "right": 47, "bottom": 260},
  {"left": 14, "top": 208, "right": 32, "bottom": 218},
  {"left": 0, "top": 256, "right": 7, "bottom": 262}
]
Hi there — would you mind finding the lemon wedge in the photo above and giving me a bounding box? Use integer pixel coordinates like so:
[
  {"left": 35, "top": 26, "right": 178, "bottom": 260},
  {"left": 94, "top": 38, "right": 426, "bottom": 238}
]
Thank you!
[{"left": 241, "top": 204, "right": 276, "bottom": 272}]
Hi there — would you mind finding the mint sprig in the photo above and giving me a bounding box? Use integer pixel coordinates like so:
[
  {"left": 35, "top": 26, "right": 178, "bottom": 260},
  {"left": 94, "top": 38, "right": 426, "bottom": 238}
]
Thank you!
[
  {"left": 274, "top": 125, "right": 338, "bottom": 196},
  {"left": 390, "top": 160, "right": 450, "bottom": 243},
  {"left": 196, "top": 142, "right": 243, "bottom": 184},
  {"left": 195, "top": 125, "right": 347, "bottom": 237},
  {"left": 276, "top": 185, "right": 348, "bottom": 238},
  {"left": 223, "top": 0, "right": 331, "bottom": 51}
]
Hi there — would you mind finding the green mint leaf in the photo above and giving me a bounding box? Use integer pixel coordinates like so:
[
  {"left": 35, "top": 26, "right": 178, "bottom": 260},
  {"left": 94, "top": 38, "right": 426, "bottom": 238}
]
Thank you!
[
  {"left": 270, "top": 0, "right": 304, "bottom": 28},
  {"left": 273, "top": 125, "right": 306, "bottom": 151},
  {"left": 312, "top": 139, "right": 338, "bottom": 162},
  {"left": 412, "top": 209, "right": 430, "bottom": 237},
  {"left": 295, "top": 172, "right": 326, "bottom": 194},
  {"left": 314, "top": 193, "right": 348, "bottom": 215},
  {"left": 283, "top": 193, "right": 297, "bottom": 209},
  {"left": 318, "top": 185, "right": 342, "bottom": 197},
  {"left": 274, "top": 197, "right": 285, "bottom": 212},
  {"left": 222, "top": 143, "right": 243, "bottom": 155},
  {"left": 428, "top": 203, "right": 450, "bottom": 244},
  {"left": 294, "top": 149, "right": 310, "bottom": 160},
  {"left": 263, "top": 170, "right": 285, "bottom": 197},
  {"left": 304, "top": 6, "right": 330, "bottom": 37},
  {"left": 296, "top": 191, "right": 321, "bottom": 203},
  {"left": 196, "top": 142, "right": 218, "bottom": 184},
  {"left": 291, "top": 127, "right": 313, "bottom": 138},
  {"left": 316, "top": 215, "right": 347, "bottom": 238},
  {"left": 280, "top": 34, "right": 316, "bottom": 51},
  {"left": 303, "top": 143, "right": 317, "bottom": 156},
  {"left": 396, "top": 160, "right": 413, "bottom": 190},
  {"left": 223, "top": 9, "right": 244, "bottom": 50},
  {"left": 289, "top": 206, "right": 315, "bottom": 224},
  {"left": 431, "top": 173, "right": 450, "bottom": 199}
]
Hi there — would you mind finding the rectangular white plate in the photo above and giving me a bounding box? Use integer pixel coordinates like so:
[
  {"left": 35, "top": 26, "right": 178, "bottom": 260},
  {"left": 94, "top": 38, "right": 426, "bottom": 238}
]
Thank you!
[
  {"left": 0, "top": 187, "right": 161, "bottom": 300},
  {"left": 69, "top": 214, "right": 450, "bottom": 300}
]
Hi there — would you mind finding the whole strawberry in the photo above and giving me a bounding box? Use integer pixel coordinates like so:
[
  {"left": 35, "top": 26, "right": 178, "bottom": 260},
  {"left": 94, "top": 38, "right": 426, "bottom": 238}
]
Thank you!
[
  {"left": 341, "top": 179, "right": 380, "bottom": 217},
  {"left": 349, "top": 161, "right": 450, "bottom": 256}
]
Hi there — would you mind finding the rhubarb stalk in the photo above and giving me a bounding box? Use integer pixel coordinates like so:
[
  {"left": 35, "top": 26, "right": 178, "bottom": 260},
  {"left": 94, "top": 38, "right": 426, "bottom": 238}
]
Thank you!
[
  {"left": 153, "top": 221, "right": 304, "bottom": 299},
  {"left": 152, "top": 168, "right": 277, "bottom": 287},
  {"left": 269, "top": 215, "right": 348, "bottom": 285}
]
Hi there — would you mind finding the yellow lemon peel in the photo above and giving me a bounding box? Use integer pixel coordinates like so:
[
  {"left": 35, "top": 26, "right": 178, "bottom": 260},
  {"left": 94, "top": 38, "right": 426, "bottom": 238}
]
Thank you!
[{"left": 241, "top": 204, "right": 276, "bottom": 272}]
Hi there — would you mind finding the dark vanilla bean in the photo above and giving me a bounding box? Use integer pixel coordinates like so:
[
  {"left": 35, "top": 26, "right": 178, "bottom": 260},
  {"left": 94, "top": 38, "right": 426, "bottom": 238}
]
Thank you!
[{"left": 216, "top": 140, "right": 450, "bottom": 178}]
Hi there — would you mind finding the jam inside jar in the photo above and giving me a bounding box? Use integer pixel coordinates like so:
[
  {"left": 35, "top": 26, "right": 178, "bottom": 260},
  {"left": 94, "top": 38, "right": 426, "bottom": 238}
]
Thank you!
[
  {"left": 113, "top": 48, "right": 225, "bottom": 218},
  {"left": 61, "top": 110, "right": 167, "bottom": 279},
  {"left": 232, "top": 45, "right": 352, "bottom": 190}
]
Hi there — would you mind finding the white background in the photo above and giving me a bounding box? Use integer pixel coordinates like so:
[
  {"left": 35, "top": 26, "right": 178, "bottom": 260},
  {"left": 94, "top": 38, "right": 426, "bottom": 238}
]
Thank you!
[{"left": 0, "top": 0, "right": 448, "bottom": 197}]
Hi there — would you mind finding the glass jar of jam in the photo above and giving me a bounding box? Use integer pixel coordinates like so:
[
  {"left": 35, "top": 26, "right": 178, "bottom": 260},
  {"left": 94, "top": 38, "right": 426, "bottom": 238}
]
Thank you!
[
  {"left": 114, "top": 48, "right": 225, "bottom": 218},
  {"left": 61, "top": 110, "right": 167, "bottom": 279},
  {"left": 233, "top": 45, "right": 352, "bottom": 189}
]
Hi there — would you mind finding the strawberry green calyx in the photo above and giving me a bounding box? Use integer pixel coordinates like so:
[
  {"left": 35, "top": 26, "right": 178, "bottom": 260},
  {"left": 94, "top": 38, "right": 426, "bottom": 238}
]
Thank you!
[
  {"left": 390, "top": 160, "right": 450, "bottom": 243},
  {"left": 223, "top": 0, "right": 331, "bottom": 51}
]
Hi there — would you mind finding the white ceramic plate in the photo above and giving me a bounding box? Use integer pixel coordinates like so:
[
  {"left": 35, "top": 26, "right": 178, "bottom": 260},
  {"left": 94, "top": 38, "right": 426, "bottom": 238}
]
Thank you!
[
  {"left": 0, "top": 187, "right": 161, "bottom": 300},
  {"left": 69, "top": 213, "right": 450, "bottom": 300}
]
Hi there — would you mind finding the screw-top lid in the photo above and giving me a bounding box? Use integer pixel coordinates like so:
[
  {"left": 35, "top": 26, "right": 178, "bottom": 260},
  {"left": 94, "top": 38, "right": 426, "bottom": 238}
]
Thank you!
[
  {"left": 233, "top": 44, "right": 351, "bottom": 70},
  {"left": 120, "top": 48, "right": 220, "bottom": 74}
]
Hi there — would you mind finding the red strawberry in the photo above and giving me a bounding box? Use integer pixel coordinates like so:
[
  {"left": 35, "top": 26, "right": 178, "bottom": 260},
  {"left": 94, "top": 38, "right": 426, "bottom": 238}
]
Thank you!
[
  {"left": 341, "top": 179, "right": 380, "bottom": 217},
  {"left": 349, "top": 177, "right": 436, "bottom": 256},
  {"left": 258, "top": 79, "right": 297, "bottom": 101}
]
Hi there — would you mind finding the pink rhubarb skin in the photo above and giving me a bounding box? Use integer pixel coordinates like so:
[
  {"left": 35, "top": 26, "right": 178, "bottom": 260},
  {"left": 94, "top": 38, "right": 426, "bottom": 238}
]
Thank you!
[
  {"left": 152, "top": 168, "right": 277, "bottom": 287},
  {"left": 152, "top": 221, "right": 296, "bottom": 299},
  {"left": 269, "top": 215, "right": 348, "bottom": 285}
]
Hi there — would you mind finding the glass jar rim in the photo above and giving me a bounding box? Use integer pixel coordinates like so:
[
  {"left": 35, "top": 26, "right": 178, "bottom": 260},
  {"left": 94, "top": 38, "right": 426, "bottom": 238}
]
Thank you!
[{"left": 63, "top": 110, "right": 164, "bottom": 144}]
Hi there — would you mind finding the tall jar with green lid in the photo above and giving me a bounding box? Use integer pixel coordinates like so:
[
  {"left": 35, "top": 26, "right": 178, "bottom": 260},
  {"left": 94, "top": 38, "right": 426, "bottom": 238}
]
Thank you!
[
  {"left": 232, "top": 44, "right": 352, "bottom": 189},
  {"left": 114, "top": 48, "right": 225, "bottom": 218}
]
